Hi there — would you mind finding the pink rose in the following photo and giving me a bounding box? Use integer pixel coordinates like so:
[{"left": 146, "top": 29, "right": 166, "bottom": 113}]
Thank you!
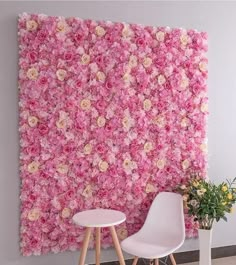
[{"left": 38, "top": 123, "right": 49, "bottom": 135}]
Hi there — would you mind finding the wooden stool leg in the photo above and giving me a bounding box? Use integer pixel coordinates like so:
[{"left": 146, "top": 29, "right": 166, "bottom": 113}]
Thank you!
[
  {"left": 170, "top": 254, "right": 177, "bottom": 265},
  {"left": 109, "top": 226, "right": 126, "bottom": 265},
  {"left": 78, "top": 227, "right": 92, "bottom": 265},
  {"left": 132, "top": 256, "right": 139, "bottom": 265},
  {"left": 155, "top": 259, "right": 159, "bottom": 265},
  {"left": 95, "top": 227, "right": 101, "bottom": 265}
]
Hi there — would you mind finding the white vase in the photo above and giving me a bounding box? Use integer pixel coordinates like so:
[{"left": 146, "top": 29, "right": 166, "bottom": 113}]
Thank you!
[{"left": 198, "top": 228, "right": 212, "bottom": 265}]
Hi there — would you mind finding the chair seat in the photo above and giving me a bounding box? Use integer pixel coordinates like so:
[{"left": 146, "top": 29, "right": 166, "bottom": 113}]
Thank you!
[{"left": 121, "top": 233, "right": 182, "bottom": 259}]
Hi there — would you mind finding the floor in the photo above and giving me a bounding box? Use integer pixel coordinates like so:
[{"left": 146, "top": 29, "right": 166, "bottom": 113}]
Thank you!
[{"left": 179, "top": 256, "right": 236, "bottom": 265}]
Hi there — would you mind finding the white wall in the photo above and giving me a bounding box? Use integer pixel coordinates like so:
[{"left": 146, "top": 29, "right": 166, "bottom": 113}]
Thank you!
[{"left": 0, "top": 1, "right": 236, "bottom": 265}]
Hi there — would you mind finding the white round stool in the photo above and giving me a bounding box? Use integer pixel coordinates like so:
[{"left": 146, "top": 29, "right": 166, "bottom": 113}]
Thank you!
[{"left": 73, "top": 209, "right": 126, "bottom": 265}]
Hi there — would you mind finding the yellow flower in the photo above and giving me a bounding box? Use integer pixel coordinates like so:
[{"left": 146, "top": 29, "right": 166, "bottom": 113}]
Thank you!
[
  {"left": 80, "top": 99, "right": 91, "bottom": 111},
  {"left": 180, "top": 34, "right": 189, "bottom": 46},
  {"left": 83, "top": 143, "right": 92, "bottom": 155},
  {"left": 222, "top": 201, "right": 226, "bottom": 206},
  {"left": 144, "top": 142, "right": 153, "bottom": 153},
  {"left": 129, "top": 55, "right": 138, "bottom": 68},
  {"left": 227, "top": 193, "right": 233, "bottom": 200},
  {"left": 56, "top": 119, "right": 67, "bottom": 129},
  {"left": 28, "top": 116, "right": 38, "bottom": 127},
  {"left": 143, "top": 57, "right": 152, "bottom": 68},
  {"left": 156, "top": 159, "right": 166, "bottom": 170},
  {"left": 28, "top": 208, "right": 40, "bottom": 221},
  {"left": 117, "top": 227, "right": 128, "bottom": 240},
  {"left": 222, "top": 185, "right": 228, "bottom": 192},
  {"left": 99, "top": 160, "right": 109, "bottom": 172},
  {"left": 57, "top": 21, "right": 68, "bottom": 33},
  {"left": 95, "top": 25, "right": 106, "bottom": 37},
  {"left": 182, "top": 159, "right": 190, "bottom": 170},
  {"left": 61, "top": 207, "right": 71, "bottom": 218},
  {"left": 56, "top": 69, "right": 67, "bottom": 81},
  {"left": 96, "top": 71, "right": 106, "bottom": 82},
  {"left": 26, "top": 20, "right": 38, "bottom": 31},
  {"left": 145, "top": 183, "right": 155, "bottom": 193},
  {"left": 157, "top": 74, "right": 166, "bottom": 85},
  {"left": 27, "top": 68, "right": 38, "bottom": 80},
  {"left": 81, "top": 54, "right": 90, "bottom": 65},
  {"left": 181, "top": 117, "right": 189, "bottom": 128},
  {"left": 82, "top": 184, "right": 93, "bottom": 198},
  {"left": 199, "top": 61, "right": 207, "bottom": 72},
  {"left": 57, "top": 164, "right": 69, "bottom": 174},
  {"left": 193, "top": 181, "right": 199, "bottom": 188},
  {"left": 97, "top": 116, "right": 106, "bottom": 127},
  {"left": 200, "top": 103, "right": 208, "bottom": 113},
  {"left": 153, "top": 115, "right": 165, "bottom": 128},
  {"left": 143, "top": 99, "right": 152, "bottom": 111},
  {"left": 156, "top": 31, "right": 165, "bottom": 42},
  {"left": 27, "top": 161, "right": 40, "bottom": 173}
]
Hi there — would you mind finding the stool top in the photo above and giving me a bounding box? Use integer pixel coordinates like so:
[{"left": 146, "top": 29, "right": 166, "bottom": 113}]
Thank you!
[{"left": 73, "top": 209, "right": 126, "bottom": 227}]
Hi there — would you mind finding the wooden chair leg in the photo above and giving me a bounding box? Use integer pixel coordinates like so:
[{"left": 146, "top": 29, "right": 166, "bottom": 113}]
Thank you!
[
  {"left": 155, "top": 259, "right": 159, "bottom": 265},
  {"left": 132, "top": 256, "right": 139, "bottom": 265},
  {"left": 95, "top": 227, "right": 101, "bottom": 265},
  {"left": 170, "top": 254, "right": 177, "bottom": 265},
  {"left": 109, "top": 226, "right": 126, "bottom": 265},
  {"left": 78, "top": 227, "right": 92, "bottom": 265}
]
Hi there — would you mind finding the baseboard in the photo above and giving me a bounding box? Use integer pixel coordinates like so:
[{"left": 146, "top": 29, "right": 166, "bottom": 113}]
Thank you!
[{"left": 99, "top": 245, "right": 236, "bottom": 265}]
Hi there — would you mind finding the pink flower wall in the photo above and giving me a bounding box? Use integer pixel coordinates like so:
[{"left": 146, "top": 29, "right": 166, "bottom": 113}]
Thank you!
[{"left": 18, "top": 13, "right": 208, "bottom": 256}]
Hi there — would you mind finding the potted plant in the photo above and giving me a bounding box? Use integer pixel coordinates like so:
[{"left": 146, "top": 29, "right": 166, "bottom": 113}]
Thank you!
[{"left": 177, "top": 173, "right": 236, "bottom": 265}]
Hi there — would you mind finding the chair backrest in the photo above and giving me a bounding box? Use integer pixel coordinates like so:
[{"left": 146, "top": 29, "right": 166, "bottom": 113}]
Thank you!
[{"left": 139, "top": 192, "right": 185, "bottom": 244}]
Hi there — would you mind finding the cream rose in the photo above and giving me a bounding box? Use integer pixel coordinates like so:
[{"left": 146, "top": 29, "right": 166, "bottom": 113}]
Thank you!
[
  {"left": 180, "top": 77, "right": 189, "bottom": 89},
  {"left": 153, "top": 115, "right": 166, "bottom": 128},
  {"left": 143, "top": 57, "right": 152, "bottom": 68},
  {"left": 28, "top": 116, "right": 38, "bottom": 127},
  {"left": 200, "top": 102, "right": 208, "bottom": 113},
  {"left": 156, "top": 159, "right": 166, "bottom": 170},
  {"left": 182, "top": 159, "right": 190, "bottom": 170},
  {"left": 157, "top": 74, "right": 166, "bottom": 85},
  {"left": 28, "top": 161, "right": 40, "bottom": 173},
  {"left": 122, "top": 26, "right": 131, "bottom": 38},
  {"left": 56, "top": 69, "right": 67, "bottom": 81},
  {"left": 143, "top": 99, "right": 152, "bottom": 111},
  {"left": 82, "top": 184, "right": 93, "bottom": 198},
  {"left": 28, "top": 208, "right": 40, "bottom": 221},
  {"left": 57, "top": 164, "right": 69, "bottom": 174},
  {"left": 96, "top": 71, "right": 106, "bottom": 82},
  {"left": 81, "top": 54, "right": 90, "bottom": 65},
  {"left": 156, "top": 31, "right": 165, "bottom": 42},
  {"left": 57, "top": 21, "right": 68, "bottom": 33},
  {"left": 180, "top": 34, "right": 189, "bottom": 46},
  {"left": 26, "top": 20, "right": 38, "bottom": 31},
  {"left": 117, "top": 227, "right": 128, "bottom": 240},
  {"left": 83, "top": 143, "right": 92, "bottom": 155},
  {"left": 145, "top": 183, "right": 155, "bottom": 193},
  {"left": 199, "top": 61, "right": 207, "bottom": 72},
  {"left": 97, "top": 116, "right": 106, "bottom": 127},
  {"left": 61, "top": 207, "right": 71, "bottom": 218},
  {"left": 144, "top": 142, "right": 153, "bottom": 153},
  {"left": 27, "top": 68, "right": 38, "bottom": 80},
  {"left": 80, "top": 99, "right": 91, "bottom": 111},
  {"left": 95, "top": 26, "right": 106, "bottom": 37},
  {"left": 129, "top": 55, "right": 138, "bottom": 68},
  {"left": 181, "top": 117, "right": 189, "bottom": 128},
  {"left": 99, "top": 160, "right": 109, "bottom": 172}
]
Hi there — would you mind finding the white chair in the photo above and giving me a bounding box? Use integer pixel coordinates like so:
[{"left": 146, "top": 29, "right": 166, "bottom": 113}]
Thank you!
[{"left": 121, "top": 192, "right": 185, "bottom": 265}]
